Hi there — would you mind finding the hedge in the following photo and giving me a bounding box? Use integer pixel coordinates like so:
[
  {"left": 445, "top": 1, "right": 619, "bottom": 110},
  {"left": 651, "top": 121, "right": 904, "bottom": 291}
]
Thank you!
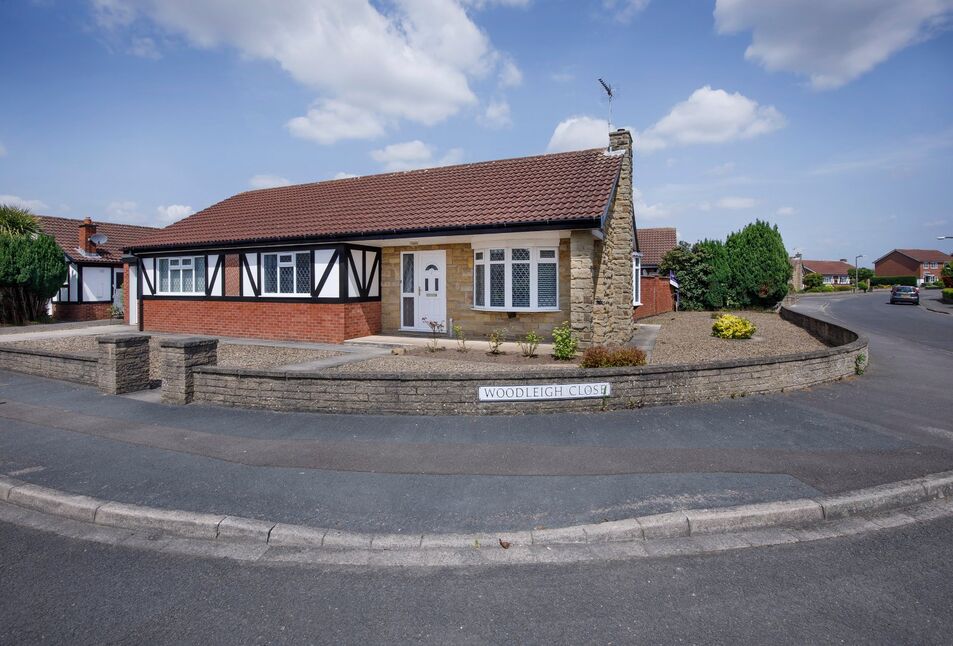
[
  {"left": 943, "top": 288, "right": 953, "bottom": 301},
  {"left": 870, "top": 275, "right": 917, "bottom": 287}
]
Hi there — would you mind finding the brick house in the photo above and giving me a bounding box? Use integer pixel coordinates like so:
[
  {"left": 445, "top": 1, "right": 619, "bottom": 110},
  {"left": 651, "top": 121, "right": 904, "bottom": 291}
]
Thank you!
[
  {"left": 873, "top": 249, "right": 952, "bottom": 285},
  {"left": 36, "top": 215, "right": 158, "bottom": 321},
  {"left": 633, "top": 226, "right": 677, "bottom": 319},
  {"left": 790, "top": 257, "right": 853, "bottom": 290},
  {"left": 123, "top": 130, "right": 638, "bottom": 346}
]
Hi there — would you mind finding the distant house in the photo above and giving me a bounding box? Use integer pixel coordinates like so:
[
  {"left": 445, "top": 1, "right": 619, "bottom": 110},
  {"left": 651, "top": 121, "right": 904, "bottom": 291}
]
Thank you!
[
  {"left": 36, "top": 215, "right": 158, "bottom": 321},
  {"left": 874, "top": 249, "right": 952, "bottom": 285},
  {"left": 633, "top": 227, "right": 677, "bottom": 320},
  {"left": 790, "top": 257, "right": 853, "bottom": 290}
]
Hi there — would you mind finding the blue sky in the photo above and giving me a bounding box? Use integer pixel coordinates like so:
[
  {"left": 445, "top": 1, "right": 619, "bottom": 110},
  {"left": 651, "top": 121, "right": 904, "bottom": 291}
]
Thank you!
[{"left": 1, "top": 0, "right": 951, "bottom": 265}]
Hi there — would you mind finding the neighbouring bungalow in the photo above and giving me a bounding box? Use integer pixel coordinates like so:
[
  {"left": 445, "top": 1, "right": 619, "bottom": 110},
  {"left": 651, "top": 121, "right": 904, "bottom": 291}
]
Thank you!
[
  {"left": 123, "top": 129, "right": 639, "bottom": 347},
  {"left": 36, "top": 215, "right": 158, "bottom": 321},
  {"left": 794, "top": 258, "right": 854, "bottom": 289},
  {"left": 633, "top": 226, "right": 677, "bottom": 319},
  {"left": 874, "top": 249, "right": 952, "bottom": 285}
]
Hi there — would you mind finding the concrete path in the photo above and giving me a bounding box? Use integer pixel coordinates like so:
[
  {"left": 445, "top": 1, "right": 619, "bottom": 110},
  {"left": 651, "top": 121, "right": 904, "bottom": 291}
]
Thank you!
[{"left": 0, "top": 319, "right": 123, "bottom": 336}]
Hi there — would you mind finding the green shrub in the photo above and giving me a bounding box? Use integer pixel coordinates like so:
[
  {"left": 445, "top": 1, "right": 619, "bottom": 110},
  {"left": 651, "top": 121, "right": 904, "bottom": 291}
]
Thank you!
[
  {"left": 725, "top": 220, "right": 791, "bottom": 307},
  {"left": 942, "top": 288, "right": 953, "bottom": 301},
  {"left": 551, "top": 322, "right": 578, "bottom": 360},
  {"left": 487, "top": 328, "right": 506, "bottom": 355},
  {"left": 518, "top": 330, "right": 541, "bottom": 358},
  {"left": 942, "top": 262, "right": 953, "bottom": 287},
  {"left": 870, "top": 275, "right": 917, "bottom": 287},
  {"left": 0, "top": 228, "right": 68, "bottom": 325},
  {"left": 922, "top": 282, "right": 942, "bottom": 289},
  {"left": 833, "top": 285, "right": 854, "bottom": 292},
  {"left": 580, "top": 345, "right": 647, "bottom": 368},
  {"left": 802, "top": 272, "right": 824, "bottom": 290},
  {"left": 452, "top": 323, "right": 467, "bottom": 352},
  {"left": 805, "top": 285, "right": 834, "bottom": 293},
  {"left": 712, "top": 314, "right": 756, "bottom": 339}
]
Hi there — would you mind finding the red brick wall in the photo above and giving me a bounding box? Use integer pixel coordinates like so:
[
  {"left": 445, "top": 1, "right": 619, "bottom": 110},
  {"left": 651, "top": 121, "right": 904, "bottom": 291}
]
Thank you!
[
  {"left": 875, "top": 253, "right": 919, "bottom": 278},
  {"left": 53, "top": 302, "right": 113, "bottom": 322},
  {"left": 224, "top": 254, "right": 240, "bottom": 297},
  {"left": 634, "top": 276, "right": 674, "bottom": 320},
  {"left": 141, "top": 299, "right": 382, "bottom": 343}
]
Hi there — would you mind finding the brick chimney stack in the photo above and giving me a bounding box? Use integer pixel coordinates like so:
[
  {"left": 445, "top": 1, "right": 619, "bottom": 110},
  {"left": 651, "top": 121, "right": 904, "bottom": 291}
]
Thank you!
[{"left": 79, "top": 217, "right": 97, "bottom": 253}]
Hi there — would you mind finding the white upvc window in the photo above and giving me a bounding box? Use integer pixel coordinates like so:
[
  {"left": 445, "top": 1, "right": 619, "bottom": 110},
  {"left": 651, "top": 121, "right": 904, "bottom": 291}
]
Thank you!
[
  {"left": 632, "top": 253, "right": 642, "bottom": 305},
  {"left": 262, "top": 251, "right": 311, "bottom": 296},
  {"left": 472, "top": 246, "right": 559, "bottom": 311},
  {"left": 157, "top": 256, "right": 206, "bottom": 295}
]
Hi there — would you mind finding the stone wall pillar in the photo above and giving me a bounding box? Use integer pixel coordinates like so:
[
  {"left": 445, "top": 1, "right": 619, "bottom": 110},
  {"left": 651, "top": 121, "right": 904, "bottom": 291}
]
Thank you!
[
  {"left": 593, "top": 129, "right": 635, "bottom": 346},
  {"left": 97, "top": 334, "right": 150, "bottom": 394},
  {"left": 159, "top": 337, "right": 218, "bottom": 404},
  {"left": 570, "top": 231, "right": 595, "bottom": 348}
]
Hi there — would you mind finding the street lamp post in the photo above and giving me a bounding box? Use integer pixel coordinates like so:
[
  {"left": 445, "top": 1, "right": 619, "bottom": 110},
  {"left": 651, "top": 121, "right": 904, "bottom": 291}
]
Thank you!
[{"left": 855, "top": 254, "right": 864, "bottom": 293}]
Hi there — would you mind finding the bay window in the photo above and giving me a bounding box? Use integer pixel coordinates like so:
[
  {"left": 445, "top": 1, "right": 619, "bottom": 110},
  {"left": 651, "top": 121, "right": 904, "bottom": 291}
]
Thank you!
[
  {"left": 263, "top": 251, "right": 311, "bottom": 295},
  {"left": 157, "top": 256, "right": 206, "bottom": 295},
  {"left": 472, "top": 246, "right": 559, "bottom": 311}
]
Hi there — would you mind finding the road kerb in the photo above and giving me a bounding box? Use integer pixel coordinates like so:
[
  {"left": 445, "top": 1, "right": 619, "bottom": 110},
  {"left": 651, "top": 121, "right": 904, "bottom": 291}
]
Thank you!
[{"left": 2, "top": 471, "right": 952, "bottom": 552}]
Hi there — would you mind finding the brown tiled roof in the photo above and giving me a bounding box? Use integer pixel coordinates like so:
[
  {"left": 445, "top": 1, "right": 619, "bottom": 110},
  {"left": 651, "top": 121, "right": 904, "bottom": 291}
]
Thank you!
[
  {"left": 801, "top": 259, "right": 853, "bottom": 276},
  {"left": 636, "top": 227, "right": 677, "bottom": 267},
  {"left": 128, "top": 148, "right": 624, "bottom": 250},
  {"left": 36, "top": 215, "right": 159, "bottom": 265},
  {"left": 877, "top": 249, "right": 952, "bottom": 264}
]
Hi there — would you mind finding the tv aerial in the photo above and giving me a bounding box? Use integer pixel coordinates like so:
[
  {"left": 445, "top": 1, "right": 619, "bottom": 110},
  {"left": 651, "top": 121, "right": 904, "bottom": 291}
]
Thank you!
[{"left": 598, "top": 78, "right": 614, "bottom": 130}]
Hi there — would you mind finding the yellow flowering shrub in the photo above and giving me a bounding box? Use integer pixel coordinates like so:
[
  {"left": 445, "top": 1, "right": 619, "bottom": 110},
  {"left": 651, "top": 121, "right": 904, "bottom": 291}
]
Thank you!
[{"left": 711, "top": 314, "right": 756, "bottom": 340}]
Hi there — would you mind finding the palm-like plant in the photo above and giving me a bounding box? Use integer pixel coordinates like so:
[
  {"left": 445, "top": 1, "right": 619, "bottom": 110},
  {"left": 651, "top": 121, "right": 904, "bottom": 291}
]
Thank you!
[{"left": 0, "top": 204, "right": 39, "bottom": 236}]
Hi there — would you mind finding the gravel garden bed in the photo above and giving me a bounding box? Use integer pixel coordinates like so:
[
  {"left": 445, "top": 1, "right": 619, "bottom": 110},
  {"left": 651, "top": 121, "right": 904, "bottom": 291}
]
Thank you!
[
  {"left": 640, "top": 310, "right": 827, "bottom": 365},
  {"left": 5, "top": 336, "right": 341, "bottom": 380},
  {"left": 327, "top": 350, "right": 579, "bottom": 375}
]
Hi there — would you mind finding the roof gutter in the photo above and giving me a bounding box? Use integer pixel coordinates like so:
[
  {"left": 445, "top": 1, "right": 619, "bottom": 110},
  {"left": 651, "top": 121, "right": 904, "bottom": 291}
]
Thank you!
[{"left": 123, "top": 217, "right": 602, "bottom": 255}]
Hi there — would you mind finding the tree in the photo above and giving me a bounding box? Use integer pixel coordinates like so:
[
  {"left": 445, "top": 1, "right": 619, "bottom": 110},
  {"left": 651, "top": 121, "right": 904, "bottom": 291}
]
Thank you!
[
  {"left": 847, "top": 267, "right": 874, "bottom": 282},
  {"left": 942, "top": 262, "right": 953, "bottom": 288},
  {"left": 658, "top": 242, "right": 710, "bottom": 310},
  {"left": 0, "top": 205, "right": 67, "bottom": 325},
  {"left": 802, "top": 272, "right": 824, "bottom": 290},
  {"left": 725, "top": 220, "right": 791, "bottom": 307},
  {"left": 695, "top": 238, "right": 731, "bottom": 308},
  {"left": 0, "top": 204, "right": 40, "bottom": 236}
]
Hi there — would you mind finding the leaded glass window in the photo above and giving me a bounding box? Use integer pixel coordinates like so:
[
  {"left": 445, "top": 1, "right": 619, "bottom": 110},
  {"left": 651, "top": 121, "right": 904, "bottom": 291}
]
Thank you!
[
  {"left": 402, "top": 254, "right": 414, "bottom": 293},
  {"left": 472, "top": 246, "right": 559, "bottom": 311},
  {"left": 295, "top": 253, "right": 311, "bottom": 294},
  {"left": 263, "top": 251, "right": 310, "bottom": 295},
  {"left": 158, "top": 258, "right": 169, "bottom": 292},
  {"left": 264, "top": 254, "right": 278, "bottom": 293},
  {"left": 194, "top": 257, "right": 206, "bottom": 293}
]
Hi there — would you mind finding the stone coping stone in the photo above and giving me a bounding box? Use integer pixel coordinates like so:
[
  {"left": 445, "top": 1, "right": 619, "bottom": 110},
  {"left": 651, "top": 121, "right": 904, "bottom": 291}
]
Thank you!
[
  {"left": 193, "top": 336, "right": 867, "bottom": 382},
  {"left": 0, "top": 345, "right": 97, "bottom": 362},
  {"left": 95, "top": 334, "right": 150, "bottom": 346},
  {"left": 158, "top": 336, "right": 219, "bottom": 349}
]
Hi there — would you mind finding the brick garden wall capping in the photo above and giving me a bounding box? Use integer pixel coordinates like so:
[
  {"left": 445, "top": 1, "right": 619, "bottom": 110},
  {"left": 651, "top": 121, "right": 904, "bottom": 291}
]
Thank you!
[
  {"left": 191, "top": 306, "right": 869, "bottom": 415},
  {"left": 0, "top": 345, "right": 98, "bottom": 384}
]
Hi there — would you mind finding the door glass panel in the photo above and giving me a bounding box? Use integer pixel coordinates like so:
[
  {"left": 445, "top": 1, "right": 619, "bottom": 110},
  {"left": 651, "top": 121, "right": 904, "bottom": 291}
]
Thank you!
[
  {"left": 402, "top": 297, "right": 415, "bottom": 327},
  {"left": 402, "top": 255, "right": 414, "bottom": 293}
]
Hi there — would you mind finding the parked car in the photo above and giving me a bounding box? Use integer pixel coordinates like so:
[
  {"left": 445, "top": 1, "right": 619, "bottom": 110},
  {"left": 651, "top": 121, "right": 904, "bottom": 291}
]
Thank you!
[{"left": 889, "top": 285, "right": 919, "bottom": 305}]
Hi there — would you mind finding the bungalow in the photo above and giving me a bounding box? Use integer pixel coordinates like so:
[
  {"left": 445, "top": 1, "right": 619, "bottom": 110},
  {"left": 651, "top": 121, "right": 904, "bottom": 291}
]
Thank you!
[
  {"left": 123, "top": 129, "right": 638, "bottom": 347},
  {"left": 36, "top": 215, "right": 158, "bottom": 321},
  {"left": 874, "top": 249, "right": 952, "bottom": 285},
  {"left": 803, "top": 259, "right": 853, "bottom": 286},
  {"left": 633, "top": 226, "right": 677, "bottom": 319}
]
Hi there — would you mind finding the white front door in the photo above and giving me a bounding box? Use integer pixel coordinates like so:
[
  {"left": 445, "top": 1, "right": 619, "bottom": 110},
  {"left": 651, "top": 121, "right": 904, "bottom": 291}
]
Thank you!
[{"left": 399, "top": 250, "right": 446, "bottom": 332}]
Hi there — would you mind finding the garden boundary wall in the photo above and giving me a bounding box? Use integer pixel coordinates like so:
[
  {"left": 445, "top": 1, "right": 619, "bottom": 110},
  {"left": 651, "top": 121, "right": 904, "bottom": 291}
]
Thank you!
[{"left": 190, "top": 305, "right": 868, "bottom": 415}]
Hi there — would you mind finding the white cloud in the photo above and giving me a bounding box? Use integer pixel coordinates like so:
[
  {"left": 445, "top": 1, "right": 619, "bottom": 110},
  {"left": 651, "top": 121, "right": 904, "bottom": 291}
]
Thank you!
[
  {"left": 0, "top": 194, "right": 48, "bottom": 211},
  {"left": 715, "top": 0, "right": 953, "bottom": 90},
  {"left": 105, "top": 200, "right": 144, "bottom": 222},
  {"left": 636, "top": 86, "right": 785, "bottom": 153},
  {"left": 94, "top": 0, "right": 522, "bottom": 144},
  {"left": 332, "top": 172, "right": 359, "bottom": 180},
  {"left": 479, "top": 99, "right": 512, "bottom": 129},
  {"left": 156, "top": 204, "right": 194, "bottom": 224},
  {"left": 716, "top": 196, "right": 757, "bottom": 209},
  {"left": 547, "top": 116, "right": 609, "bottom": 152},
  {"left": 705, "top": 162, "right": 736, "bottom": 176},
  {"left": 249, "top": 174, "right": 292, "bottom": 190},
  {"left": 498, "top": 58, "right": 523, "bottom": 88},
  {"left": 370, "top": 140, "right": 464, "bottom": 172},
  {"left": 603, "top": 0, "right": 651, "bottom": 22},
  {"left": 128, "top": 35, "right": 160, "bottom": 59},
  {"left": 634, "top": 188, "right": 671, "bottom": 221},
  {"left": 776, "top": 206, "right": 797, "bottom": 216}
]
